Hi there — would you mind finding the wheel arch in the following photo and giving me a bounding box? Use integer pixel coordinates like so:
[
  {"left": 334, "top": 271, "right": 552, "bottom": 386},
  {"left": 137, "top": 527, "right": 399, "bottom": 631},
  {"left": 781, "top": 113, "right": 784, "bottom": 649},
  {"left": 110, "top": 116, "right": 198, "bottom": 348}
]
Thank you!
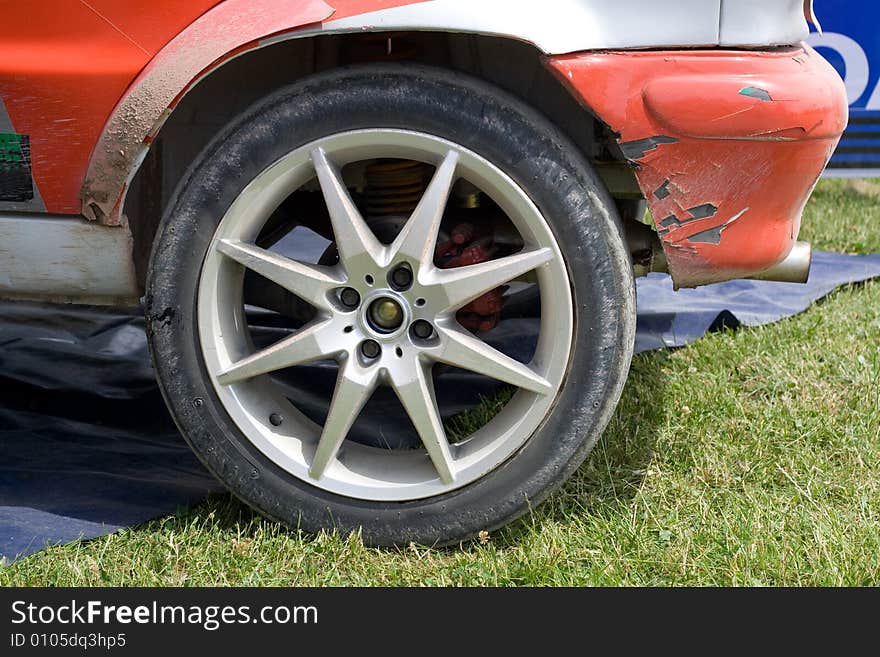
[{"left": 122, "top": 31, "right": 624, "bottom": 286}]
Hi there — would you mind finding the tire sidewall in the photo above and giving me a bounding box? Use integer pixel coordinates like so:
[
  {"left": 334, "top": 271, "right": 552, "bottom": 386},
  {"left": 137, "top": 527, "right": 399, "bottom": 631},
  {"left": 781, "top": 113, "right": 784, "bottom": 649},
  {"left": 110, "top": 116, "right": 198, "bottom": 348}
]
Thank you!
[{"left": 146, "top": 64, "right": 635, "bottom": 546}]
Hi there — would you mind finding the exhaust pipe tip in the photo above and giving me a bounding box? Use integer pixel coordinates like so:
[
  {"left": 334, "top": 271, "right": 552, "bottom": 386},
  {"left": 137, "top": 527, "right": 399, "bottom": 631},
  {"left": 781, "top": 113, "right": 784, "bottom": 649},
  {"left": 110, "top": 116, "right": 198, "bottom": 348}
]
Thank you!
[{"left": 748, "top": 241, "right": 812, "bottom": 284}]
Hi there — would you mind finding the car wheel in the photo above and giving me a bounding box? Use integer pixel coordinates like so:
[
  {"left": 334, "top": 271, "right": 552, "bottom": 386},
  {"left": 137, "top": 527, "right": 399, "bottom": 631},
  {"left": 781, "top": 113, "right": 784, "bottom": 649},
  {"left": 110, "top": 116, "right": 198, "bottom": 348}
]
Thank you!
[{"left": 146, "top": 64, "right": 635, "bottom": 546}]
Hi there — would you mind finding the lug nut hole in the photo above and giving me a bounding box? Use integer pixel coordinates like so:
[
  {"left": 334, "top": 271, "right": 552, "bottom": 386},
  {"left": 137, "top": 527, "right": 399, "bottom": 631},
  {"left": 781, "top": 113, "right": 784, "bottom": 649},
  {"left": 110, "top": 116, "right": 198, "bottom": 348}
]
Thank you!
[
  {"left": 361, "top": 339, "right": 381, "bottom": 359},
  {"left": 389, "top": 264, "right": 413, "bottom": 291},
  {"left": 411, "top": 319, "right": 434, "bottom": 340},
  {"left": 339, "top": 287, "right": 360, "bottom": 309}
]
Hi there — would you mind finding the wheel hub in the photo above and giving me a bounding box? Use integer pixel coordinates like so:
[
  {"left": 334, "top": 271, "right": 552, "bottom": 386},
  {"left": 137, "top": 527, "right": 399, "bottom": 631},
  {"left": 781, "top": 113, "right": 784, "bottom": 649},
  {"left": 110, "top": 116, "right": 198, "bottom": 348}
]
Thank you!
[
  {"left": 358, "top": 288, "right": 411, "bottom": 341},
  {"left": 368, "top": 296, "right": 405, "bottom": 332}
]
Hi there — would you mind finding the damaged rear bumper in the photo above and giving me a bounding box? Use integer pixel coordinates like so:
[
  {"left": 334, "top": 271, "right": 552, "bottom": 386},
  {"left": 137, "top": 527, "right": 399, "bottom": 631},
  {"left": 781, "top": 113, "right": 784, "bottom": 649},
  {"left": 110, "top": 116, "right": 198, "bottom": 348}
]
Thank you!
[{"left": 548, "top": 44, "right": 848, "bottom": 288}]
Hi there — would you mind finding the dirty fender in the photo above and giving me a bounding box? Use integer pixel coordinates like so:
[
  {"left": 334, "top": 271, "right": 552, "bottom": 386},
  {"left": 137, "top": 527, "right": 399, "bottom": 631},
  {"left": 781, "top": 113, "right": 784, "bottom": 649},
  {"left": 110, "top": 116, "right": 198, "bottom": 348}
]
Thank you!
[{"left": 80, "top": 0, "right": 336, "bottom": 224}]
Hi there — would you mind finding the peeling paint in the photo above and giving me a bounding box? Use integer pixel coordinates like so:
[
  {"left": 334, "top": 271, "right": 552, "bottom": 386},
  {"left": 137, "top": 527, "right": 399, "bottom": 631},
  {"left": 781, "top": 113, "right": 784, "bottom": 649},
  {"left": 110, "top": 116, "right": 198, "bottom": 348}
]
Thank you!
[
  {"left": 653, "top": 179, "right": 670, "bottom": 199},
  {"left": 618, "top": 135, "right": 678, "bottom": 161},
  {"left": 685, "top": 207, "right": 748, "bottom": 245},
  {"left": 656, "top": 203, "right": 717, "bottom": 234},
  {"left": 658, "top": 214, "right": 678, "bottom": 229},
  {"left": 685, "top": 224, "right": 724, "bottom": 244},
  {"left": 685, "top": 203, "right": 717, "bottom": 220},
  {"left": 739, "top": 86, "right": 773, "bottom": 101}
]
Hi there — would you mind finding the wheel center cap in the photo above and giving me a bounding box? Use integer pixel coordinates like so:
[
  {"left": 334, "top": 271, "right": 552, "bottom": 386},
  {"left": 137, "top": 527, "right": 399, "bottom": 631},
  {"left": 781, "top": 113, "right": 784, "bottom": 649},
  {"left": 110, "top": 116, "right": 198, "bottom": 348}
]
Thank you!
[{"left": 368, "top": 297, "right": 404, "bottom": 331}]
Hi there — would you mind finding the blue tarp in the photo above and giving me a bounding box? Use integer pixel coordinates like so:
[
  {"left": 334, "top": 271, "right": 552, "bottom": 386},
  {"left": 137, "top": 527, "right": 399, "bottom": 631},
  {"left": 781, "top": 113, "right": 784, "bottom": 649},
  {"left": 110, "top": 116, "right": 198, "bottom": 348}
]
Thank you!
[{"left": 2, "top": 250, "right": 879, "bottom": 563}]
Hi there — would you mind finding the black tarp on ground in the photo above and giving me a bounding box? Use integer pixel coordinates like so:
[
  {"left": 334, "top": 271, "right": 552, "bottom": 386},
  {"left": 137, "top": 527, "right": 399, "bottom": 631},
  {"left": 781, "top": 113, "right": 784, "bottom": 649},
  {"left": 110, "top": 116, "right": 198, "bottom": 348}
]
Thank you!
[{"left": 3, "top": 250, "right": 879, "bottom": 562}]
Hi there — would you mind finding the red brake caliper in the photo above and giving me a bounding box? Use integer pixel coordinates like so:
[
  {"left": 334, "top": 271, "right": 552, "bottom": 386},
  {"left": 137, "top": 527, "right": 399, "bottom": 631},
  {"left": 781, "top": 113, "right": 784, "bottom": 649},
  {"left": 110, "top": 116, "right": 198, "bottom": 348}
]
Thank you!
[{"left": 435, "top": 223, "right": 506, "bottom": 333}]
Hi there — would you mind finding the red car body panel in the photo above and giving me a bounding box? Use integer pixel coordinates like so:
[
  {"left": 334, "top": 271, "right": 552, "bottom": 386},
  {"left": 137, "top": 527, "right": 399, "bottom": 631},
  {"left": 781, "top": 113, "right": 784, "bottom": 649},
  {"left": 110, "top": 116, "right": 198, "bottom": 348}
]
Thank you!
[{"left": 549, "top": 45, "right": 848, "bottom": 285}]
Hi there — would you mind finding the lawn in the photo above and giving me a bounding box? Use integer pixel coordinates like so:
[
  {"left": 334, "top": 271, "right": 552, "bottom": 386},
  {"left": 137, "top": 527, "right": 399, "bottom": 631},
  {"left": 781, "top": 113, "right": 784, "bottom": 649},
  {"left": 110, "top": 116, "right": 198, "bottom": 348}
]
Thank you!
[{"left": 2, "top": 179, "right": 878, "bottom": 586}]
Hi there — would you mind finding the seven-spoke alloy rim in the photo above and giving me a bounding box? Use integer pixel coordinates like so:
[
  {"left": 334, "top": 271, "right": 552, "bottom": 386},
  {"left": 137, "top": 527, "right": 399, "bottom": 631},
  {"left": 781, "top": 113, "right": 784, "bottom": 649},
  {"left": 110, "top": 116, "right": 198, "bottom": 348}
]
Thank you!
[{"left": 198, "top": 129, "right": 574, "bottom": 501}]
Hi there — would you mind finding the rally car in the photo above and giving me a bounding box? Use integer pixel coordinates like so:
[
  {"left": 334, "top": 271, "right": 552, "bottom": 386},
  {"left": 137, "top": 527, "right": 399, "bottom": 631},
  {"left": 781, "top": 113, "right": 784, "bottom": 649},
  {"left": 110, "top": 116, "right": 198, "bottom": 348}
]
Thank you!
[{"left": 0, "top": 0, "right": 846, "bottom": 545}]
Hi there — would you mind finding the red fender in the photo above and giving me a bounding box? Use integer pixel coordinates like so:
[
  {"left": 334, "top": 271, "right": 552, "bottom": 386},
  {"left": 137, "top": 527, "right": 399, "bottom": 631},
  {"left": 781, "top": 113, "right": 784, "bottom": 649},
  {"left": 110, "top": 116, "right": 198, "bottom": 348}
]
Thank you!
[
  {"left": 82, "top": 0, "right": 430, "bottom": 224},
  {"left": 81, "top": 0, "right": 335, "bottom": 224}
]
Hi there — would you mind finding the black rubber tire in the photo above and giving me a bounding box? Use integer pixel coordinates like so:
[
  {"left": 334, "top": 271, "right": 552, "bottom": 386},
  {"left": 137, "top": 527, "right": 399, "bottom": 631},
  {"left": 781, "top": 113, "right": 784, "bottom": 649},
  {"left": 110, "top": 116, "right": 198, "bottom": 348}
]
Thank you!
[{"left": 145, "top": 64, "right": 635, "bottom": 547}]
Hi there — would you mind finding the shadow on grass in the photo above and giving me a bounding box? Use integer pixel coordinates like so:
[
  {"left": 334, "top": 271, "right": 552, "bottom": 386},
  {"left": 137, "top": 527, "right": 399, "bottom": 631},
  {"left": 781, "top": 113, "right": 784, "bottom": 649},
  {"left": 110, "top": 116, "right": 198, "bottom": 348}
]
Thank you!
[{"left": 487, "top": 349, "right": 673, "bottom": 548}]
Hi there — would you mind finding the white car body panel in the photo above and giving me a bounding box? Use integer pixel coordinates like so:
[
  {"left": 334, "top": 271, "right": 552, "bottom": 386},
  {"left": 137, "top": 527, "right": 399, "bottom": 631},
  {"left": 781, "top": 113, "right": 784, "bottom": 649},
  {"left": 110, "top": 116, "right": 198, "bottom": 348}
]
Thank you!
[
  {"left": 311, "top": 0, "right": 809, "bottom": 55},
  {"left": 719, "top": 0, "right": 811, "bottom": 47}
]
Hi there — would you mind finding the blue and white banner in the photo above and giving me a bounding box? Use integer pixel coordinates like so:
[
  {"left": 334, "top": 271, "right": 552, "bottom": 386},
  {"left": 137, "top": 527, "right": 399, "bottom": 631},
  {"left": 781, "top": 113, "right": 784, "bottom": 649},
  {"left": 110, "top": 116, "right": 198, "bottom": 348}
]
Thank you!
[{"left": 809, "top": 0, "right": 880, "bottom": 176}]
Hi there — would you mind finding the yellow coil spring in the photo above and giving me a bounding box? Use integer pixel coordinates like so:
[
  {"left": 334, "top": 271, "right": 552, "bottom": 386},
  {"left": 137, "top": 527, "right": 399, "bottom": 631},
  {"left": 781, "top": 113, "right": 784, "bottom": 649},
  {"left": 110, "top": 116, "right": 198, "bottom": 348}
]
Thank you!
[{"left": 364, "top": 160, "right": 429, "bottom": 216}]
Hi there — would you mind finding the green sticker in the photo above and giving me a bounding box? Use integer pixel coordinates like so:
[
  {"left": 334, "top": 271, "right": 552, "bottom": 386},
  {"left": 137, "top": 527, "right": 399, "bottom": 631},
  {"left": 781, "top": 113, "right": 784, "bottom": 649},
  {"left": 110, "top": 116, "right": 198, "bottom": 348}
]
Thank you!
[
  {"left": 0, "top": 133, "right": 26, "bottom": 163},
  {"left": 0, "top": 132, "right": 34, "bottom": 202}
]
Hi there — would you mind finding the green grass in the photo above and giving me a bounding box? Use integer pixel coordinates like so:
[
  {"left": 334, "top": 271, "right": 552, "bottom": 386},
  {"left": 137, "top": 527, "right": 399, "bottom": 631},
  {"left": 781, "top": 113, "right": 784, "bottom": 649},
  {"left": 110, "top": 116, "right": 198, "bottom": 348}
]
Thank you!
[{"left": 2, "top": 179, "right": 879, "bottom": 586}]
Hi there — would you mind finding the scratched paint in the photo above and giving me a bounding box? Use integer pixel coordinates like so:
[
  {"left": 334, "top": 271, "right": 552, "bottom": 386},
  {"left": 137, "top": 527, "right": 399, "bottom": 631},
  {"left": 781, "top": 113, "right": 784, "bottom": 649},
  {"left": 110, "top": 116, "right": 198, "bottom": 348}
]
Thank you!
[{"left": 548, "top": 44, "right": 848, "bottom": 287}]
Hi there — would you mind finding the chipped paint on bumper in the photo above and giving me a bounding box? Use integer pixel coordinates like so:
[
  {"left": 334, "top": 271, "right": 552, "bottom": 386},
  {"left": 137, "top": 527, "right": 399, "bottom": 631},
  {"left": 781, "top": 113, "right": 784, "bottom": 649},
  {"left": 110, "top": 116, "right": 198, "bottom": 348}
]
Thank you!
[{"left": 548, "top": 44, "right": 848, "bottom": 288}]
